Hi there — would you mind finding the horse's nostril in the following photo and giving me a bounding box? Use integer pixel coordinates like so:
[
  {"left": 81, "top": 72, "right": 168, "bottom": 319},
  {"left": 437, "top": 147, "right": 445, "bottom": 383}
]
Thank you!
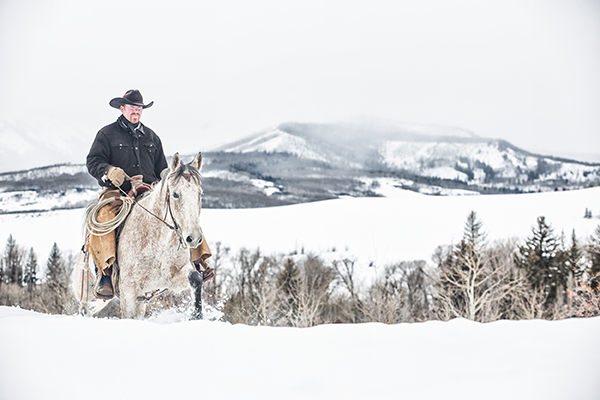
[{"left": 186, "top": 235, "right": 193, "bottom": 243}]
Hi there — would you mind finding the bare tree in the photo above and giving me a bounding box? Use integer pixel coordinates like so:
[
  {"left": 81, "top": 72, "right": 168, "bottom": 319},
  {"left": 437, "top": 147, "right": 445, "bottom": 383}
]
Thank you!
[
  {"left": 222, "top": 248, "right": 279, "bottom": 325},
  {"left": 289, "top": 255, "right": 333, "bottom": 327},
  {"left": 332, "top": 258, "right": 362, "bottom": 323},
  {"left": 435, "top": 213, "right": 522, "bottom": 322}
]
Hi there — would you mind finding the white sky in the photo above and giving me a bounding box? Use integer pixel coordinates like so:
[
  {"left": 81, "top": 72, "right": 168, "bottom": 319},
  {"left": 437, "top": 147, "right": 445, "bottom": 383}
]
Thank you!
[{"left": 0, "top": 0, "right": 599, "bottom": 165}]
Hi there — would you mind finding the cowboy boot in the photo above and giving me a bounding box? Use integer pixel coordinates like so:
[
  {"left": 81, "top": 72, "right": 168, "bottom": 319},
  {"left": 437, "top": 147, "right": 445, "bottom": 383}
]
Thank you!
[{"left": 96, "top": 266, "right": 114, "bottom": 298}]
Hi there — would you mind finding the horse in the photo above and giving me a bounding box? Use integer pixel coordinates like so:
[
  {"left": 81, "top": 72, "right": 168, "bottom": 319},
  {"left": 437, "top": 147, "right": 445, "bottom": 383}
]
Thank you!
[{"left": 72, "top": 152, "right": 206, "bottom": 319}]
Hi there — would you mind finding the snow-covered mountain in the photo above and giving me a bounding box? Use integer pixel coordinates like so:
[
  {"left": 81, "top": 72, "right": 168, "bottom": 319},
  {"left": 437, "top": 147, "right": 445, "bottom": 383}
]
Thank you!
[
  {"left": 216, "top": 122, "right": 600, "bottom": 190},
  {"left": 1, "top": 120, "right": 599, "bottom": 214}
]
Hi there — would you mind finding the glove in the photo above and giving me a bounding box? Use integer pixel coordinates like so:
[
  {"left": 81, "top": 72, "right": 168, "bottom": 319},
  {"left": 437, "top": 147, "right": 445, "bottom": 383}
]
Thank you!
[{"left": 107, "top": 166, "right": 126, "bottom": 187}]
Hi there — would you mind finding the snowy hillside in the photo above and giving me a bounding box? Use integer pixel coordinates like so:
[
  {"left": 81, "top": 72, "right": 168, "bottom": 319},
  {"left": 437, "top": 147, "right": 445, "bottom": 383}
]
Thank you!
[
  {"left": 380, "top": 139, "right": 598, "bottom": 185},
  {"left": 0, "top": 163, "right": 96, "bottom": 213},
  {"left": 1, "top": 186, "right": 599, "bottom": 279},
  {"left": 1, "top": 306, "right": 599, "bottom": 400},
  {"left": 2, "top": 120, "right": 598, "bottom": 214},
  {"left": 217, "top": 122, "right": 600, "bottom": 192},
  {"left": 221, "top": 128, "right": 327, "bottom": 162}
]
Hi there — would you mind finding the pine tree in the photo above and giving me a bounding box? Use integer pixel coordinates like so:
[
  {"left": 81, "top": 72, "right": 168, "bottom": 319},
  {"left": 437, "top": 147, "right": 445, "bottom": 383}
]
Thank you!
[
  {"left": 44, "top": 243, "right": 69, "bottom": 314},
  {"left": 565, "top": 230, "right": 584, "bottom": 280},
  {"left": 277, "top": 258, "right": 299, "bottom": 299},
  {"left": 515, "top": 216, "right": 567, "bottom": 305},
  {"left": 464, "top": 210, "right": 486, "bottom": 249},
  {"left": 587, "top": 225, "right": 600, "bottom": 290},
  {"left": 3, "top": 235, "right": 24, "bottom": 285},
  {"left": 23, "top": 248, "right": 39, "bottom": 288}
]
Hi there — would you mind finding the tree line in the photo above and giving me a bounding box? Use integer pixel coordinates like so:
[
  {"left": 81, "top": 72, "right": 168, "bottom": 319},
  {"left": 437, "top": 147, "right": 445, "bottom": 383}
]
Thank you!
[
  {"left": 2, "top": 212, "right": 600, "bottom": 323},
  {"left": 0, "top": 236, "right": 74, "bottom": 314},
  {"left": 213, "top": 213, "right": 600, "bottom": 326}
]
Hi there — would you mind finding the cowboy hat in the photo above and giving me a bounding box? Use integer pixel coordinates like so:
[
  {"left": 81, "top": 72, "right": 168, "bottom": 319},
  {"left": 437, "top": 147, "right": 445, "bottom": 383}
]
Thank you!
[{"left": 109, "top": 89, "right": 154, "bottom": 109}]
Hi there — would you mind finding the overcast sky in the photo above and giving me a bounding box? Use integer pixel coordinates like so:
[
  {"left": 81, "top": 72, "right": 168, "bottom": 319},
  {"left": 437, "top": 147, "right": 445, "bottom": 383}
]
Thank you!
[{"left": 0, "top": 0, "right": 599, "bottom": 169}]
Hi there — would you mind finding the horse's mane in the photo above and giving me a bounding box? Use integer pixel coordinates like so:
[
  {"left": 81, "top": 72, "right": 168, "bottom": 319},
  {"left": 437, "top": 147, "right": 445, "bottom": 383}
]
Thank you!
[{"left": 158, "top": 162, "right": 202, "bottom": 187}]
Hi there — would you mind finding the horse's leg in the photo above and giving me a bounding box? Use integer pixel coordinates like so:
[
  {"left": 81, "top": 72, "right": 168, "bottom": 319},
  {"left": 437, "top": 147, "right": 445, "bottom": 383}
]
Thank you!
[
  {"left": 188, "top": 270, "right": 203, "bottom": 320},
  {"left": 120, "top": 291, "right": 146, "bottom": 319}
]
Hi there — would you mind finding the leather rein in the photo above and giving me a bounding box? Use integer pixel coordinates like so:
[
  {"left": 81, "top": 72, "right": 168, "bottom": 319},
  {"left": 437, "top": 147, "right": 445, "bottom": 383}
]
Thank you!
[{"left": 116, "top": 174, "right": 185, "bottom": 247}]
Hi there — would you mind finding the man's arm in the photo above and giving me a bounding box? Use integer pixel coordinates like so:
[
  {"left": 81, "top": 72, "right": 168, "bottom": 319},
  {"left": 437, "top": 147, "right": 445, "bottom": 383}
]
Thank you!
[{"left": 86, "top": 131, "right": 113, "bottom": 186}]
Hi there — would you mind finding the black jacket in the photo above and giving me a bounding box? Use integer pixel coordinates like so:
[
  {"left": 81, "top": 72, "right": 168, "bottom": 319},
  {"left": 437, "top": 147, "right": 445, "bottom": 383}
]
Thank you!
[{"left": 87, "top": 116, "right": 168, "bottom": 192}]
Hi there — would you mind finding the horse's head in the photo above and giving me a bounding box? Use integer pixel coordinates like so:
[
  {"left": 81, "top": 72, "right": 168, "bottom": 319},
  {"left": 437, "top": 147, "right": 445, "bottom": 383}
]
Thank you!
[{"left": 165, "top": 152, "right": 204, "bottom": 248}]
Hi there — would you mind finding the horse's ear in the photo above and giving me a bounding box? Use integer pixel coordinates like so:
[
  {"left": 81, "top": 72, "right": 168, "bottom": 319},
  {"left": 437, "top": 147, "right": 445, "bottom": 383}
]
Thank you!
[
  {"left": 190, "top": 152, "right": 202, "bottom": 171},
  {"left": 170, "top": 153, "right": 181, "bottom": 171}
]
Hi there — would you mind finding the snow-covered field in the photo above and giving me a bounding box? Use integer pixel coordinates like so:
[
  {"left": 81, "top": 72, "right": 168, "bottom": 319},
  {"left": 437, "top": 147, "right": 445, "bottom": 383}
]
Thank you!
[
  {"left": 1, "top": 186, "right": 599, "bottom": 275},
  {"left": 1, "top": 187, "right": 600, "bottom": 399},
  {"left": 1, "top": 306, "right": 599, "bottom": 400}
]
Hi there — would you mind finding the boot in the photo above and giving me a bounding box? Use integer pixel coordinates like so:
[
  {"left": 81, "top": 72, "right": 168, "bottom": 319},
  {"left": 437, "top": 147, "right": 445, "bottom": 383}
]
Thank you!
[
  {"left": 97, "top": 276, "right": 114, "bottom": 297},
  {"left": 95, "top": 266, "right": 114, "bottom": 300}
]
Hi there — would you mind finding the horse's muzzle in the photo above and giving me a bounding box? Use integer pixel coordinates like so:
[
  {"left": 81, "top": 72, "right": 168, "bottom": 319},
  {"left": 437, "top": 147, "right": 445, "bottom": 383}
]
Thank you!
[{"left": 185, "top": 232, "right": 203, "bottom": 248}]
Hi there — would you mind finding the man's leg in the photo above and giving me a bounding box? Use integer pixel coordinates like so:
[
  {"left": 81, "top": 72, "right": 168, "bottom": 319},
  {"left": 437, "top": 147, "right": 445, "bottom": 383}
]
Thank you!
[{"left": 88, "top": 190, "right": 122, "bottom": 299}]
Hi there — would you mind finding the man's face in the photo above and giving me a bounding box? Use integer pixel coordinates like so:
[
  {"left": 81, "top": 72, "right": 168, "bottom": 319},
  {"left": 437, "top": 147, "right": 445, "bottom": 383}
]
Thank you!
[{"left": 121, "top": 104, "right": 143, "bottom": 124}]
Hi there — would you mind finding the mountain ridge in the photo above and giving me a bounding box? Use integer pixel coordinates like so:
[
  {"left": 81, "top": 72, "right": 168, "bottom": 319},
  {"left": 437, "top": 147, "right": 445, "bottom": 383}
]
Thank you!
[{"left": 0, "top": 121, "right": 598, "bottom": 213}]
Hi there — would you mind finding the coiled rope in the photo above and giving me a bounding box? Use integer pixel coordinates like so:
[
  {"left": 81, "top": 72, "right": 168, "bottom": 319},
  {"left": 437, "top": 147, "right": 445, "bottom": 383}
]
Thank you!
[{"left": 85, "top": 195, "right": 134, "bottom": 236}]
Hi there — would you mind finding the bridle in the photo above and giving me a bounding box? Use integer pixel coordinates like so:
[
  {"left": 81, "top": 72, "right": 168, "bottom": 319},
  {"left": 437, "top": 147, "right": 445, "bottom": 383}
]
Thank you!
[{"left": 116, "top": 174, "right": 186, "bottom": 247}]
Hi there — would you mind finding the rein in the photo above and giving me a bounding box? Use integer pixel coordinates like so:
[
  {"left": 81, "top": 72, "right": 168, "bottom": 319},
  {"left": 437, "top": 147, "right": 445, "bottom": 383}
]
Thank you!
[{"left": 116, "top": 174, "right": 185, "bottom": 247}]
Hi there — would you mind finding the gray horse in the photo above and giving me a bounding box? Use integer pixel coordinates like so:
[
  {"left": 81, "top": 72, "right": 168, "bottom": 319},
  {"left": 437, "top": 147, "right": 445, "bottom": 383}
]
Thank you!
[{"left": 73, "top": 152, "right": 205, "bottom": 319}]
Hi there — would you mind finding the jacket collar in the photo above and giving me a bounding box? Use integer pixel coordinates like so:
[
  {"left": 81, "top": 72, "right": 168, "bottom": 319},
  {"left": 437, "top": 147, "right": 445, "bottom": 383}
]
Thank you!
[{"left": 118, "top": 115, "right": 145, "bottom": 136}]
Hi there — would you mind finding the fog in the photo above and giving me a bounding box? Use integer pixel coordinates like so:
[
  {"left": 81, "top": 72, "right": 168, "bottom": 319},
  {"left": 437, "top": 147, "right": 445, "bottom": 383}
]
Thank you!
[{"left": 1, "top": 0, "right": 599, "bottom": 172}]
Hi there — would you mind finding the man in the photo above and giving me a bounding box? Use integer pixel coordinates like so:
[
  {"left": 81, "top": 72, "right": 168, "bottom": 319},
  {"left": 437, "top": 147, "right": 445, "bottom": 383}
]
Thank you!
[{"left": 86, "top": 89, "right": 213, "bottom": 299}]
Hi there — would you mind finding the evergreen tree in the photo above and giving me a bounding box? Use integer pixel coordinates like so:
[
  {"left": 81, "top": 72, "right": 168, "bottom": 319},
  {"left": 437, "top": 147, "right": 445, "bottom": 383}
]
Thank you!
[
  {"left": 565, "top": 230, "right": 584, "bottom": 280},
  {"left": 515, "top": 216, "right": 567, "bottom": 305},
  {"left": 277, "top": 258, "right": 300, "bottom": 318},
  {"left": 23, "top": 248, "right": 39, "bottom": 288},
  {"left": 3, "top": 235, "right": 24, "bottom": 285},
  {"left": 463, "top": 210, "right": 486, "bottom": 249},
  {"left": 587, "top": 225, "right": 600, "bottom": 290},
  {"left": 44, "top": 243, "right": 69, "bottom": 314},
  {"left": 277, "top": 258, "right": 299, "bottom": 299}
]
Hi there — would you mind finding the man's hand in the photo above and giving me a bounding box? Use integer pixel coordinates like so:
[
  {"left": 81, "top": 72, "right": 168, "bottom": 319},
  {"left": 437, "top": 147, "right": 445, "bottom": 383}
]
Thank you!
[{"left": 107, "top": 166, "right": 126, "bottom": 187}]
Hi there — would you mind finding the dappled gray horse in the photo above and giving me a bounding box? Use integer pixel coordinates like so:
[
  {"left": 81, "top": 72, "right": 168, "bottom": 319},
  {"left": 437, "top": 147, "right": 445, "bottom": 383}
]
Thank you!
[
  {"left": 73, "top": 152, "right": 206, "bottom": 319},
  {"left": 118, "top": 152, "right": 205, "bottom": 319}
]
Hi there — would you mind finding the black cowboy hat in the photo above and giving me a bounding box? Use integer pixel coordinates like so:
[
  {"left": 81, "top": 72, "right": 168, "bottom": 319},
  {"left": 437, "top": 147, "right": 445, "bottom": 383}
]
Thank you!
[{"left": 109, "top": 89, "right": 154, "bottom": 109}]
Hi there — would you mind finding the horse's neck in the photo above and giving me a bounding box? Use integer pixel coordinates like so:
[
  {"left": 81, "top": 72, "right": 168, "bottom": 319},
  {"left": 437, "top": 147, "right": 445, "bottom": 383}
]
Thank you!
[{"left": 129, "top": 184, "right": 175, "bottom": 242}]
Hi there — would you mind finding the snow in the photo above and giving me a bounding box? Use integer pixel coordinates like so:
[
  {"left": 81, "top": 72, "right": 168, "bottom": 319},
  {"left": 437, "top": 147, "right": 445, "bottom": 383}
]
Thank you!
[
  {"left": 1, "top": 187, "right": 600, "bottom": 399},
  {"left": 1, "top": 306, "right": 599, "bottom": 400},
  {"left": 378, "top": 140, "right": 600, "bottom": 185},
  {"left": 0, "top": 189, "right": 98, "bottom": 213},
  {"left": 1, "top": 186, "right": 599, "bottom": 278},
  {"left": 223, "top": 129, "right": 328, "bottom": 162}
]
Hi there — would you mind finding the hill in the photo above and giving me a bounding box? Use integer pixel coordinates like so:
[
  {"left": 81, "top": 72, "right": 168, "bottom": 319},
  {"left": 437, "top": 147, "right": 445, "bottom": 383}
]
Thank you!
[{"left": 1, "top": 121, "right": 598, "bottom": 213}]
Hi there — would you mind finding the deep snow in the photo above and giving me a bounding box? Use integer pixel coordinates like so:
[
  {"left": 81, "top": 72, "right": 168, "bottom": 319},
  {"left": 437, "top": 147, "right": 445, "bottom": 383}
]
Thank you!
[
  {"left": 1, "top": 187, "right": 600, "bottom": 399},
  {"left": 1, "top": 306, "right": 599, "bottom": 400}
]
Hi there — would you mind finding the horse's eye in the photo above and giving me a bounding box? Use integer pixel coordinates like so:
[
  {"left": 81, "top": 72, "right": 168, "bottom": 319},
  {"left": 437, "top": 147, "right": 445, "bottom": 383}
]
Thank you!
[{"left": 172, "top": 192, "right": 179, "bottom": 199}]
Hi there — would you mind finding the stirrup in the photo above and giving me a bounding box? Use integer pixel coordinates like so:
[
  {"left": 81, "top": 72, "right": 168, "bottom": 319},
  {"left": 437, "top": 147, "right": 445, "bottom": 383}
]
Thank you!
[{"left": 195, "top": 260, "right": 215, "bottom": 282}]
